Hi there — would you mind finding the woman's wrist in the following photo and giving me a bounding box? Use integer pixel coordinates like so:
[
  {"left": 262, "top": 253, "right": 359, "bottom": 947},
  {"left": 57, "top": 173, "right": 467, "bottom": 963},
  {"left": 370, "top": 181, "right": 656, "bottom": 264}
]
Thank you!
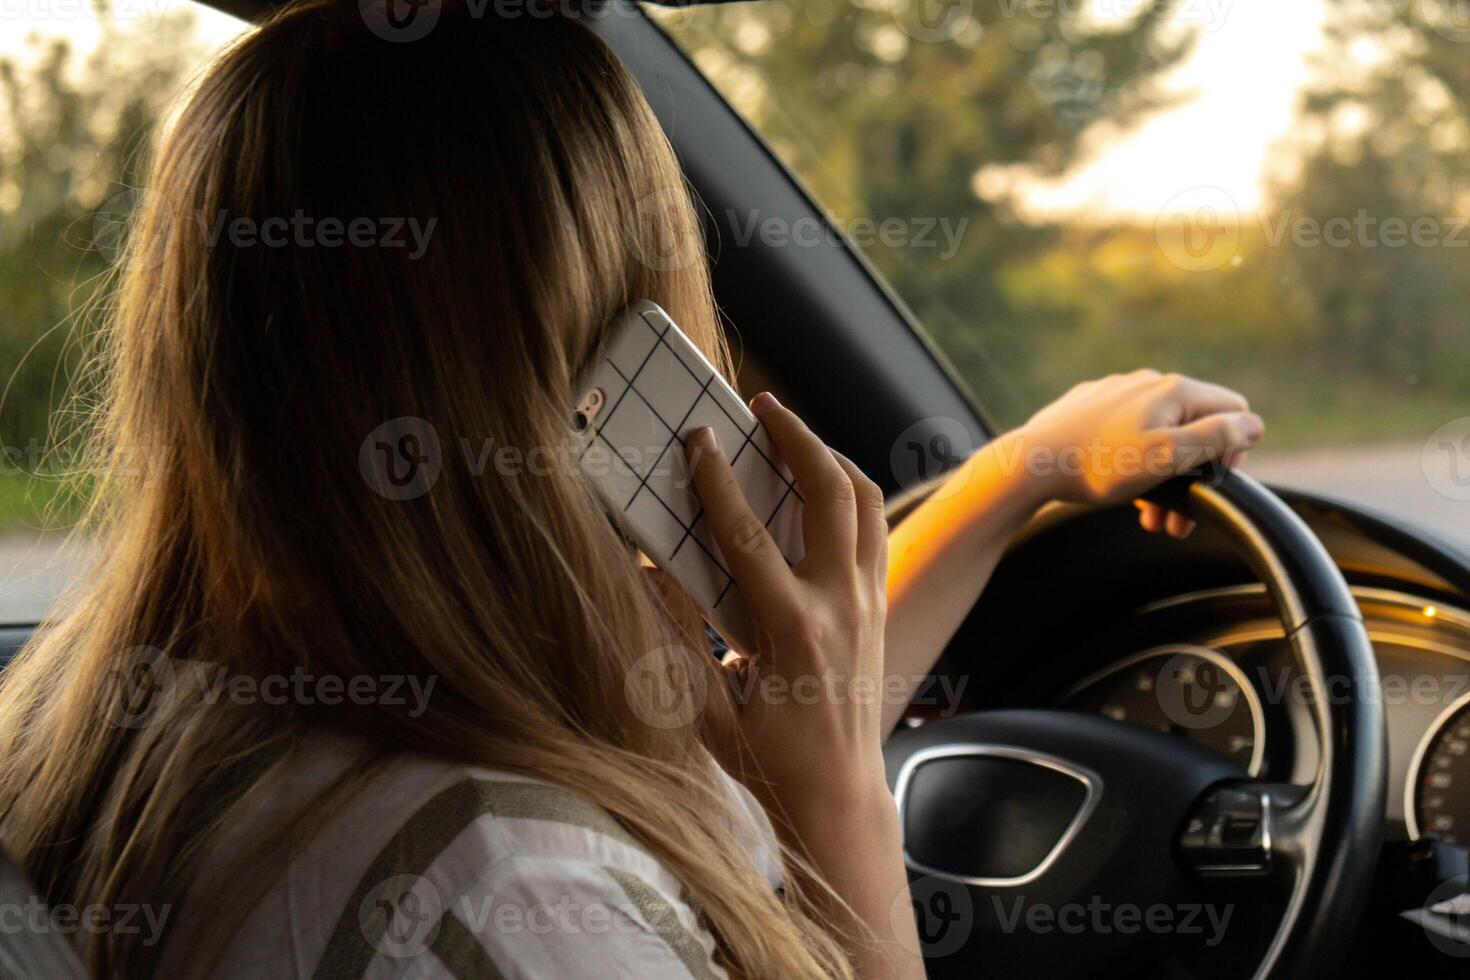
[
  {"left": 753, "top": 752, "right": 892, "bottom": 820},
  {"left": 771, "top": 768, "right": 899, "bottom": 848},
  {"left": 769, "top": 768, "right": 925, "bottom": 980},
  {"left": 958, "top": 427, "right": 1058, "bottom": 529},
  {"left": 989, "top": 425, "right": 1067, "bottom": 510}
]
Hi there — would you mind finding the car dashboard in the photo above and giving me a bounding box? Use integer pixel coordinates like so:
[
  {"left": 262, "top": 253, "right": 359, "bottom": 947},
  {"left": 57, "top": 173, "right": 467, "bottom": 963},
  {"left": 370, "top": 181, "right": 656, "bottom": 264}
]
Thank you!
[
  {"left": 919, "top": 487, "right": 1470, "bottom": 852},
  {"left": 894, "top": 485, "right": 1470, "bottom": 973},
  {"left": 1058, "top": 582, "right": 1470, "bottom": 846}
]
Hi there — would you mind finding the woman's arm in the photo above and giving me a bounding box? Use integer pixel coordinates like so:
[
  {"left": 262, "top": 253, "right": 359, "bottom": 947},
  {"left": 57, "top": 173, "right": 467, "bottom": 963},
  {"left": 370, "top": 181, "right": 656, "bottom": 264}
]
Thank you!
[
  {"left": 881, "top": 428, "right": 1046, "bottom": 734},
  {"left": 686, "top": 394, "right": 925, "bottom": 980},
  {"left": 881, "top": 370, "right": 1264, "bottom": 734}
]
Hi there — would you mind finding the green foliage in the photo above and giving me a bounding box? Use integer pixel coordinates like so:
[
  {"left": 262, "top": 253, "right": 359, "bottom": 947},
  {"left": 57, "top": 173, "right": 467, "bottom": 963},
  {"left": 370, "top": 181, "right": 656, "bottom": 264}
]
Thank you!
[
  {"left": 659, "top": 0, "right": 1470, "bottom": 440},
  {"left": 1273, "top": 0, "right": 1470, "bottom": 389},
  {"left": 0, "top": 7, "right": 201, "bottom": 531},
  {"left": 662, "top": 0, "right": 1195, "bottom": 421}
]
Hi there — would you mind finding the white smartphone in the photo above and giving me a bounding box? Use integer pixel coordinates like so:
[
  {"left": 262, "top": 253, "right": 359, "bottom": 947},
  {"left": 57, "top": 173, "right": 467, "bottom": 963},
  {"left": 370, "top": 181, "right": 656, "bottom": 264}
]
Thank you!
[{"left": 572, "top": 301, "right": 804, "bottom": 644}]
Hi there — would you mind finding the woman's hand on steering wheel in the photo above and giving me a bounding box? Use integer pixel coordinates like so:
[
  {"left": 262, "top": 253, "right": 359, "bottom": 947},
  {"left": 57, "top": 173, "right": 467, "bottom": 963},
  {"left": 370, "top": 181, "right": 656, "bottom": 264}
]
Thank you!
[{"left": 1016, "top": 369, "right": 1264, "bottom": 538}]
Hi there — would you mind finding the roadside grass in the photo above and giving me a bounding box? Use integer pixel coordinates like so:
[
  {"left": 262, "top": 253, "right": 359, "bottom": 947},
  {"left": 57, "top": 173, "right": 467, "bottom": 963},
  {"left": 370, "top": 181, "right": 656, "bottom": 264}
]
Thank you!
[
  {"left": 0, "top": 472, "right": 89, "bottom": 536},
  {"left": 1246, "top": 380, "right": 1468, "bottom": 450}
]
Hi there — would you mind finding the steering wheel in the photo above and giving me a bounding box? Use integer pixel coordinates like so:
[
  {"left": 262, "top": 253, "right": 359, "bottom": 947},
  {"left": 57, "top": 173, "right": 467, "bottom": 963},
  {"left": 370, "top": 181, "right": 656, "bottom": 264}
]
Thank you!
[{"left": 885, "top": 470, "right": 1387, "bottom": 979}]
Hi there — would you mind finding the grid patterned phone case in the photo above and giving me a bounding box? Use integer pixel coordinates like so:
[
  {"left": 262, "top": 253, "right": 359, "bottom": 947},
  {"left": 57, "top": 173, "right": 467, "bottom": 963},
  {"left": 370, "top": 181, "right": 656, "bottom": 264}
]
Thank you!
[{"left": 574, "top": 301, "right": 804, "bottom": 642}]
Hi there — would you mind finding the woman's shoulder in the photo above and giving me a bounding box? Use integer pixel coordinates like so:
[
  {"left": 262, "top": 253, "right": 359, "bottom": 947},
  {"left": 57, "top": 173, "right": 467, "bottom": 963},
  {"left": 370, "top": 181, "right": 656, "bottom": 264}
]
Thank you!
[
  {"left": 286, "top": 742, "right": 714, "bottom": 978},
  {"left": 294, "top": 736, "right": 669, "bottom": 884},
  {"left": 167, "top": 736, "right": 774, "bottom": 979}
]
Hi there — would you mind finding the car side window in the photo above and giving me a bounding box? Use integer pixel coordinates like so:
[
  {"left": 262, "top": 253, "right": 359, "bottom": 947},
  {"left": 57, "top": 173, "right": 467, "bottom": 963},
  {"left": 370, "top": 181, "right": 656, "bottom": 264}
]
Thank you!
[
  {"left": 0, "top": 2, "right": 247, "bottom": 621},
  {"left": 656, "top": 0, "right": 1470, "bottom": 544}
]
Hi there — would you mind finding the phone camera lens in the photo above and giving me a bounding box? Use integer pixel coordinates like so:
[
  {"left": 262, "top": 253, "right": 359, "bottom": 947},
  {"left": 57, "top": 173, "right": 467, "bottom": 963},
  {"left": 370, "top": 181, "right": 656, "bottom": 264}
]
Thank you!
[{"left": 573, "top": 411, "right": 589, "bottom": 432}]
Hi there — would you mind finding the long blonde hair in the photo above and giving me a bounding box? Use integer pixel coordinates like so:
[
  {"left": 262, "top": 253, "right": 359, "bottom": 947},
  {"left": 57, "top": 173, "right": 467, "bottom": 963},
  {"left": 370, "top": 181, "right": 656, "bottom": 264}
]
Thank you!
[{"left": 0, "top": 3, "right": 854, "bottom": 976}]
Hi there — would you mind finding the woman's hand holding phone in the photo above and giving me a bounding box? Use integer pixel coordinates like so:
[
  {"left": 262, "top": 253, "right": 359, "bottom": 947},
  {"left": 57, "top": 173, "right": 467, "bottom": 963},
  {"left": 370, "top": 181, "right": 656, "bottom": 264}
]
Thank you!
[
  {"left": 683, "top": 390, "right": 890, "bottom": 811},
  {"left": 672, "top": 391, "right": 925, "bottom": 980}
]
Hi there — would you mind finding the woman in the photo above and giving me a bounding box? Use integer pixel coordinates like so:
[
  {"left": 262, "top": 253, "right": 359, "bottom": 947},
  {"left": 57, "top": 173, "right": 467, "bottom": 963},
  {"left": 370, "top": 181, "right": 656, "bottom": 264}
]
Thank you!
[{"left": 0, "top": 3, "right": 1262, "bottom": 978}]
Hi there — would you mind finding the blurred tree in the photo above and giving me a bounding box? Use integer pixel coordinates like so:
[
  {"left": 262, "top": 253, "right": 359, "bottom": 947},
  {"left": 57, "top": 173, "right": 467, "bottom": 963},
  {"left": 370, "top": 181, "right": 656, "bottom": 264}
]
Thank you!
[
  {"left": 0, "top": 4, "right": 200, "bottom": 527},
  {"left": 661, "top": 0, "right": 1470, "bottom": 445},
  {"left": 1271, "top": 0, "right": 1470, "bottom": 393},
  {"left": 657, "top": 0, "right": 1197, "bottom": 422}
]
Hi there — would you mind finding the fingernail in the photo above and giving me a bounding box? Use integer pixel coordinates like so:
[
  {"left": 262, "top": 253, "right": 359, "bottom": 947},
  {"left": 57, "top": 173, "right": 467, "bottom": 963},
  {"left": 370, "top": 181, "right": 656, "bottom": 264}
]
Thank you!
[
  {"left": 1242, "top": 413, "right": 1264, "bottom": 441},
  {"left": 688, "top": 426, "right": 720, "bottom": 457},
  {"left": 750, "top": 391, "right": 780, "bottom": 414}
]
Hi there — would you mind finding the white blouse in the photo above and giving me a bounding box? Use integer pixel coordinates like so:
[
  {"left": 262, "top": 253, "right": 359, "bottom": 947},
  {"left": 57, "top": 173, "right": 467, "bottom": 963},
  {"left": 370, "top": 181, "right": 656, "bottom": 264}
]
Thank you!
[{"left": 156, "top": 737, "right": 784, "bottom": 979}]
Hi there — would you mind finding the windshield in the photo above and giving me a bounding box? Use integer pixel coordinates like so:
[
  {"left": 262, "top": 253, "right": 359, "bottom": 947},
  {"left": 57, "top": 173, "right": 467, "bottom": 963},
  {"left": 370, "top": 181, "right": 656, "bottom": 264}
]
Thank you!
[
  {"left": 654, "top": 0, "right": 1470, "bottom": 545},
  {"left": 0, "top": 2, "right": 247, "bottom": 621},
  {"left": 0, "top": 2, "right": 1465, "bottom": 623}
]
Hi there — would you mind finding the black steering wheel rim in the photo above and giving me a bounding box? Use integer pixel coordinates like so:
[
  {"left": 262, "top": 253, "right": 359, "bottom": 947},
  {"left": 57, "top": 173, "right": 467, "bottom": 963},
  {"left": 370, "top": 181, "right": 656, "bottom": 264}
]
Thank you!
[{"left": 885, "top": 470, "right": 1387, "bottom": 978}]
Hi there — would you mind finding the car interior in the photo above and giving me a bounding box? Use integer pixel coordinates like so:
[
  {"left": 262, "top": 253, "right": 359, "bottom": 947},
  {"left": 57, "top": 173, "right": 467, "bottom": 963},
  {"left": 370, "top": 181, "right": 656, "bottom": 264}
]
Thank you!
[{"left": 1, "top": 0, "right": 1467, "bottom": 977}]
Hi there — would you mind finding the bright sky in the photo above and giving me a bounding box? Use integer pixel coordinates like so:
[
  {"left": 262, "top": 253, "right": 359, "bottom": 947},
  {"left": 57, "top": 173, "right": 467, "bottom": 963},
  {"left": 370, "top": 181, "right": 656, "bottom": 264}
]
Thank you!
[
  {"left": 991, "top": 0, "right": 1331, "bottom": 220},
  {"left": 0, "top": 0, "right": 246, "bottom": 60},
  {"left": 1, "top": 0, "right": 1330, "bottom": 222}
]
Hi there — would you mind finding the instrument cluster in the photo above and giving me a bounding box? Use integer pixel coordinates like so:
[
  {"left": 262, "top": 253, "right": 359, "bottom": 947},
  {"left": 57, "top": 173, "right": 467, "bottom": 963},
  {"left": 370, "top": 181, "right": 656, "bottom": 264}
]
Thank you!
[{"left": 1060, "top": 585, "right": 1470, "bottom": 840}]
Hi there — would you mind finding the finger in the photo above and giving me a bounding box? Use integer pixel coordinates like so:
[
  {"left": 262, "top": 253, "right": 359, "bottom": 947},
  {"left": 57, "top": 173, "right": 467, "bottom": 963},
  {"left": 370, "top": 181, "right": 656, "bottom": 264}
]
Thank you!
[
  {"left": 1222, "top": 447, "right": 1251, "bottom": 470},
  {"left": 830, "top": 449, "right": 888, "bottom": 578},
  {"left": 1064, "top": 377, "right": 1103, "bottom": 399},
  {"left": 1164, "top": 510, "right": 1197, "bottom": 539},
  {"left": 749, "top": 392, "right": 857, "bottom": 570},
  {"left": 1161, "top": 411, "right": 1264, "bottom": 470},
  {"left": 686, "top": 426, "right": 798, "bottom": 619},
  {"left": 1135, "top": 499, "right": 1165, "bottom": 533},
  {"left": 1161, "top": 375, "right": 1251, "bottom": 423}
]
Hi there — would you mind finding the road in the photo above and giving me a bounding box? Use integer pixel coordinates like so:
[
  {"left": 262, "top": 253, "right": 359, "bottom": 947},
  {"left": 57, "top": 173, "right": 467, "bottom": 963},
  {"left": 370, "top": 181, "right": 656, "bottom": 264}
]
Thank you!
[
  {"left": 0, "top": 533, "right": 94, "bottom": 624},
  {"left": 0, "top": 443, "right": 1462, "bottom": 623},
  {"left": 1244, "top": 442, "right": 1470, "bottom": 550}
]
